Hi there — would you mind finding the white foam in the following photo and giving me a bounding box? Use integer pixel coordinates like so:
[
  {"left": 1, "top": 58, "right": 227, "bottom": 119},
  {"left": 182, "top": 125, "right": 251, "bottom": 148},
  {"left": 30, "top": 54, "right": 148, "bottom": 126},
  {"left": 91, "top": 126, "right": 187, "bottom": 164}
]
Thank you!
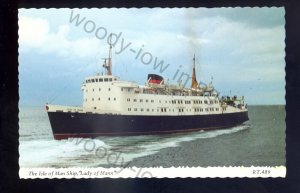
[{"left": 19, "top": 125, "right": 250, "bottom": 167}]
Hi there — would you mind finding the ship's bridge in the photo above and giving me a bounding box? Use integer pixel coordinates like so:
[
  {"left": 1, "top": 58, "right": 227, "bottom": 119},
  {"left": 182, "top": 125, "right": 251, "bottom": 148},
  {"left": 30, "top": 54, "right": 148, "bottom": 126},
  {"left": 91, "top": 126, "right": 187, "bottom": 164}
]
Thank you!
[{"left": 84, "top": 75, "right": 120, "bottom": 84}]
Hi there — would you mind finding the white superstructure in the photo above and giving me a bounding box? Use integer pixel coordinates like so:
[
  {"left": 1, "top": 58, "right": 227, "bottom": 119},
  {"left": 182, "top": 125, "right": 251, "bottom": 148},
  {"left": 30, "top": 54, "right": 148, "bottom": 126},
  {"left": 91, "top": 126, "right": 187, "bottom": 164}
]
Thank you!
[{"left": 47, "top": 37, "right": 247, "bottom": 116}]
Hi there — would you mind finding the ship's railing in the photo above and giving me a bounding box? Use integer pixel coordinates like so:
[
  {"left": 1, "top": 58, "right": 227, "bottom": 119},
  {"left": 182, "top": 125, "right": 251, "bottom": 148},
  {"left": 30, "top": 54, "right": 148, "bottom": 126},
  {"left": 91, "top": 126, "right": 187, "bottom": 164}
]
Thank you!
[
  {"left": 46, "top": 104, "right": 122, "bottom": 114},
  {"left": 220, "top": 96, "right": 247, "bottom": 109}
]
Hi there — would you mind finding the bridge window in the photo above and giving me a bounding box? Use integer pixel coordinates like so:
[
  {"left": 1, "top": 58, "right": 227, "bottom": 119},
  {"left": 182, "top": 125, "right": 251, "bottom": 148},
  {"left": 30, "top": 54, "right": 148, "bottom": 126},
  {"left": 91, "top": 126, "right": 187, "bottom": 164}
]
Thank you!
[
  {"left": 99, "top": 78, "right": 103, "bottom": 82},
  {"left": 109, "top": 78, "right": 112, "bottom": 81},
  {"left": 96, "top": 79, "right": 98, "bottom": 82},
  {"left": 104, "top": 78, "right": 108, "bottom": 82},
  {"left": 92, "top": 79, "right": 95, "bottom": 82}
]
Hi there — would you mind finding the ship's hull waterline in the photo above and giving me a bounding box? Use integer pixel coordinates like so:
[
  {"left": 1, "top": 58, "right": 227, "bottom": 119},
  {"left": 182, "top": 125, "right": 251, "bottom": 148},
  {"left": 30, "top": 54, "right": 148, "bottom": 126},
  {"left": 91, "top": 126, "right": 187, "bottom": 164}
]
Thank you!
[{"left": 47, "top": 111, "right": 249, "bottom": 140}]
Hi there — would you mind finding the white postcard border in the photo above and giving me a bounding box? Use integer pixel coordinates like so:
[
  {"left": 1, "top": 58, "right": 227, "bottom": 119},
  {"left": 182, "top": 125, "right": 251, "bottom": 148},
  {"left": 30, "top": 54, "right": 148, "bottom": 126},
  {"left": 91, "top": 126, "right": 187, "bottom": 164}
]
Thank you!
[{"left": 20, "top": 166, "right": 286, "bottom": 178}]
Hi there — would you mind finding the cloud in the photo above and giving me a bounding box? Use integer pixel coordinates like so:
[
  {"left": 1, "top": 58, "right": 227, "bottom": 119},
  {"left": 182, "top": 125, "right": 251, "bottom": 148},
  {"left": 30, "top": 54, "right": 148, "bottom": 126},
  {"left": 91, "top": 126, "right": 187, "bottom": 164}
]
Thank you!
[
  {"left": 18, "top": 16, "right": 104, "bottom": 59},
  {"left": 18, "top": 8, "right": 285, "bottom": 105},
  {"left": 18, "top": 16, "right": 49, "bottom": 49}
]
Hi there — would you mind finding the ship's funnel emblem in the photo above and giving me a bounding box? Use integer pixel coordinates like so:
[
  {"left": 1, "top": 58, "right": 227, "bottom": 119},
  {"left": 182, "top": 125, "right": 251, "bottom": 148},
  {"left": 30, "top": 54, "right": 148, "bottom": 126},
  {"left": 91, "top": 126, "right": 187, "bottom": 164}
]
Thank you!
[{"left": 148, "top": 74, "right": 164, "bottom": 84}]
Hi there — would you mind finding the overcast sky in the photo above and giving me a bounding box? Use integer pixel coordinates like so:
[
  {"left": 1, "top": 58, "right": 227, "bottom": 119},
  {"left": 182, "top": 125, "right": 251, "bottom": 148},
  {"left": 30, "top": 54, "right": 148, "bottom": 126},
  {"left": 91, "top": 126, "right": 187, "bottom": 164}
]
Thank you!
[{"left": 18, "top": 8, "right": 285, "bottom": 106}]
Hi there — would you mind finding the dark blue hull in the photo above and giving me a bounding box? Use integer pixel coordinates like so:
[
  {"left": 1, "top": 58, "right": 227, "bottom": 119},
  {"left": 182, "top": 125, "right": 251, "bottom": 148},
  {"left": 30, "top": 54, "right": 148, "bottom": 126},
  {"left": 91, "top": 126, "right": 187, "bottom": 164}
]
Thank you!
[{"left": 47, "top": 111, "right": 249, "bottom": 140}]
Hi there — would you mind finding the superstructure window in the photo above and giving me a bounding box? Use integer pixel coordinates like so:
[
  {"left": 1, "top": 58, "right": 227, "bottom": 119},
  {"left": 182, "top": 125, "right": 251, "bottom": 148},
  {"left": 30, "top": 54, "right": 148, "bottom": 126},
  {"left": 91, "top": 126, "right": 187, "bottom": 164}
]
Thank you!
[
  {"left": 109, "top": 78, "right": 112, "bottom": 81},
  {"left": 134, "top": 99, "right": 137, "bottom": 102},
  {"left": 96, "top": 79, "right": 98, "bottom": 82},
  {"left": 98, "top": 98, "right": 100, "bottom": 101},
  {"left": 108, "top": 88, "right": 111, "bottom": 91},
  {"left": 99, "top": 78, "right": 103, "bottom": 82},
  {"left": 104, "top": 78, "right": 108, "bottom": 82},
  {"left": 140, "top": 99, "right": 143, "bottom": 102},
  {"left": 92, "top": 79, "right": 95, "bottom": 82},
  {"left": 146, "top": 99, "right": 148, "bottom": 102},
  {"left": 134, "top": 108, "right": 137, "bottom": 111},
  {"left": 99, "top": 88, "right": 101, "bottom": 91},
  {"left": 114, "top": 98, "right": 116, "bottom": 101},
  {"left": 204, "top": 100, "right": 208, "bottom": 104},
  {"left": 121, "top": 88, "right": 123, "bottom": 91},
  {"left": 108, "top": 97, "right": 110, "bottom": 101},
  {"left": 127, "top": 98, "right": 130, "bottom": 102}
]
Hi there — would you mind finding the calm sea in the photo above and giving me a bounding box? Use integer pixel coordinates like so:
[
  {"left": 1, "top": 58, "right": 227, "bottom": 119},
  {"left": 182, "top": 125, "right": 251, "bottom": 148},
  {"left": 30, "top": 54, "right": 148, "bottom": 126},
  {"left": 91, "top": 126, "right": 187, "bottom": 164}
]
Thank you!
[{"left": 19, "top": 105, "right": 285, "bottom": 167}]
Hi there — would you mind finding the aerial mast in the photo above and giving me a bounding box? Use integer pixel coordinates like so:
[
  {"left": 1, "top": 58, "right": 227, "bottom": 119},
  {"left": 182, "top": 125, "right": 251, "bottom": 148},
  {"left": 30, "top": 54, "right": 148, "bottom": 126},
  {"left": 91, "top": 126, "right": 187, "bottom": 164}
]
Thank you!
[
  {"left": 102, "top": 34, "right": 113, "bottom": 75},
  {"left": 191, "top": 54, "right": 198, "bottom": 89}
]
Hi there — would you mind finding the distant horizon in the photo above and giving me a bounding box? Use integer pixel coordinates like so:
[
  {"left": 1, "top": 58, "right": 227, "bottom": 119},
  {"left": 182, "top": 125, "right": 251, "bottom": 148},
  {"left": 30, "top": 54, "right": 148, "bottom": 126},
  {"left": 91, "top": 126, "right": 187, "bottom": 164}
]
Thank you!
[{"left": 18, "top": 104, "right": 286, "bottom": 108}]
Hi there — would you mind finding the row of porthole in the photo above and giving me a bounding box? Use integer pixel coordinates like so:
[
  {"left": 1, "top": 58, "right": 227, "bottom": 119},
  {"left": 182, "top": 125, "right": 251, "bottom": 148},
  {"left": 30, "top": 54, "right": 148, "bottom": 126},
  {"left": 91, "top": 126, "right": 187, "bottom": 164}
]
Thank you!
[
  {"left": 86, "top": 87, "right": 133, "bottom": 92},
  {"left": 127, "top": 98, "right": 218, "bottom": 106},
  {"left": 127, "top": 108, "right": 220, "bottom": 113},
  {"left": 86, "top": 88, "right": 111, "bottom": 92},
  {"left": 85, "top": 97, "right": 116, "bottom": 102}
]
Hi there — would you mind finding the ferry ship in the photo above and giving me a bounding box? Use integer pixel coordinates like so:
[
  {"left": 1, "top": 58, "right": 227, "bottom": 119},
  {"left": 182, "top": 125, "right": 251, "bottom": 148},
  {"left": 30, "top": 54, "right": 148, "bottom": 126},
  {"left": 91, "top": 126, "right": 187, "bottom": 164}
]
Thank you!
[{"left": 46, "top": 41, "right": 249, "bottom": 140}]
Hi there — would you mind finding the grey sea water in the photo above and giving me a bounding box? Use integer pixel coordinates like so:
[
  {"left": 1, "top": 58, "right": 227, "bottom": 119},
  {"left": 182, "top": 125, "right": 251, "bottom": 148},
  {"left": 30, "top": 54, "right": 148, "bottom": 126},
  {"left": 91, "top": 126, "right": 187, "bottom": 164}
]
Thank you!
[{"left": 19, "top": 105, "right": 285, "bottom": 168}]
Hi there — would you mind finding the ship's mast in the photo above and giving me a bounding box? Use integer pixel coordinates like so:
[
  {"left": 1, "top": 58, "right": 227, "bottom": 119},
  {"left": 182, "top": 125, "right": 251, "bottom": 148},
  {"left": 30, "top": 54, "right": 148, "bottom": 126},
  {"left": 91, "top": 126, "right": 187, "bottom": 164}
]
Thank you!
[
  {"left": 102, "top": 34, "right": 113, "bottom": 75},
  {"left": 191, "top": 54, "right": 198, "bottom": 89}
]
